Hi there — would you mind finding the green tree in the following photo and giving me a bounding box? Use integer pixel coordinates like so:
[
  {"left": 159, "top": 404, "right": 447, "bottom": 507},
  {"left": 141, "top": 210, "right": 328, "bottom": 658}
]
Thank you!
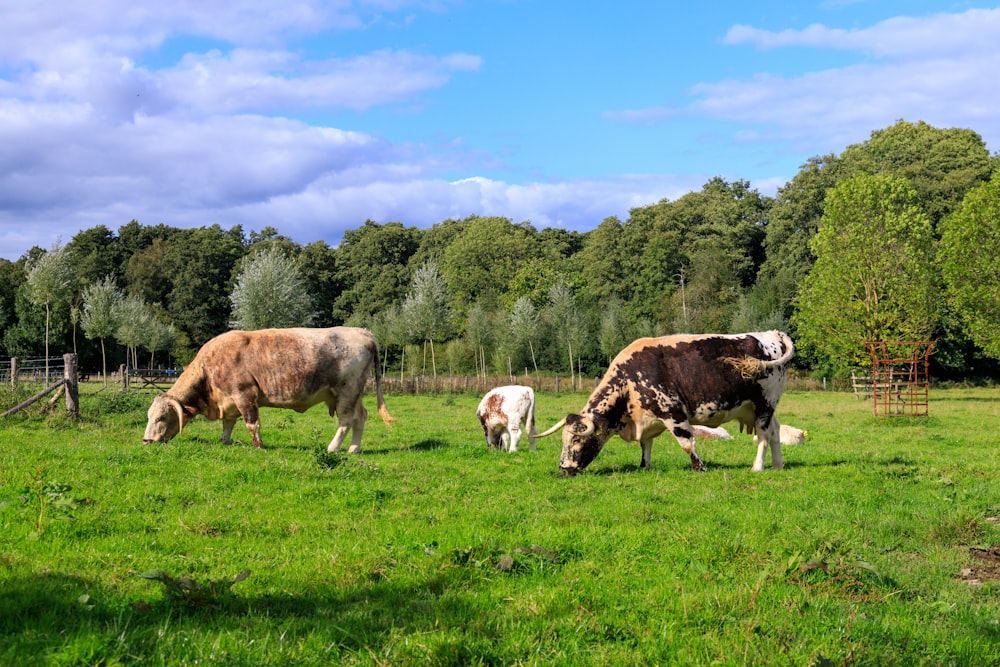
[
  {"left": 465, "top": 303, "right": 493, "bottom": 379},
  {"left": 297, "top": 241, "right": 340, "bottom": 327},
  {"left": 400, "top": 262, "right": 451, "bottom": 378},
  {"left": 0, "top": 257, "right": 27, "bottom": 355},
  {"left": 146, "top": 319, "right": 178, "bottom": 368},
  {"left": 229, "top": 247, "right": 315, "bottom": 330},
  {"left": 938, "top": 172, "right": 1000, "bottom": 359},
  {"left": 116, "top": 295, "right": 156, "bottom": 369},
  {"left": 67, "top": 225, "right": 123, "bottom": 285},
  {"left": 793, "top": 173, "right": 939, "bottom": 373},
  {"left": 495, "top": 296, "right": 539, "bottom": 377},
  {"left": 80, "top": 276, "right": 124, "bottom": 383},
  {"left": 840, "top": 120, "right": 995, "bottom": 225},
  {"left": 597, "top": 296, "right": 632, "bottom": 364},
  {"left": 544, "top": 282, "right": 590, "bottom": 385},
  {"left": 332, "top": 220, "right": 418, "bottom": 325},
  {"left": 162, "top": 225, "right": 246, "bottom": 349},
  {"left": 25, "top": 242, "right": 76, "bottom": 379},
  {"left": 439, "top": 216, "right": 539, "bottom": 311}
]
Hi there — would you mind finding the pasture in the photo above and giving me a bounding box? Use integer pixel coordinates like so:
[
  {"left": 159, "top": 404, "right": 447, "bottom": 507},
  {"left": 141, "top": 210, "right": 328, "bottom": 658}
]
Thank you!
[{"left": 2, "top": 385, "right": 1000, "bottom": 665}]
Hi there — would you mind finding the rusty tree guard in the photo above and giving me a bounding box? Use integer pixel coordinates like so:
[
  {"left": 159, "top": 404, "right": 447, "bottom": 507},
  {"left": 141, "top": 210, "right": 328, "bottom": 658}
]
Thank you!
[{"left": 864, "top": 341, "right": 935, "bottom": 417}]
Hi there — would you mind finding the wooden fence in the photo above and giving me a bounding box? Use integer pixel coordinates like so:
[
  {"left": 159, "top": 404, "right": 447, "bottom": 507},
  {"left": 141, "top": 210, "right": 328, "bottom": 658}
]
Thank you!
[{"left": 2, "top": 354, "right": 79, "bottom": 418}]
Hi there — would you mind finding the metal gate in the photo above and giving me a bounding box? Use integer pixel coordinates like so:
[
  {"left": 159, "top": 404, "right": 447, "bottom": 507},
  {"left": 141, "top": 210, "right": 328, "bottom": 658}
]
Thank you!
[{"left": 864, "top": 341, "right": 935, "bottom": 417}]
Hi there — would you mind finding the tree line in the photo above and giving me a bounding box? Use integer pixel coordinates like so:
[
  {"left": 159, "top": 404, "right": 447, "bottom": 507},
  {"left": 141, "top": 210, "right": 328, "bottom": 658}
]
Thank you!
[{"left": 2, "top": 120, "right": 999, "bottom": 382}]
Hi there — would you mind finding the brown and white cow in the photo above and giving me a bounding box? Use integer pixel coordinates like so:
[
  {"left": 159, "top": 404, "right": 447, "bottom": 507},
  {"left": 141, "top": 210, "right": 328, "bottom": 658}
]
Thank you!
[
  {"left": 477, "top": 385, "right": 537, "bottom": 452},
  {"left": 538, "top": 331, "right": 794, "bottom": 475},
  {"left": 142, "top": 327, "right": 395, "bottom": 452}
]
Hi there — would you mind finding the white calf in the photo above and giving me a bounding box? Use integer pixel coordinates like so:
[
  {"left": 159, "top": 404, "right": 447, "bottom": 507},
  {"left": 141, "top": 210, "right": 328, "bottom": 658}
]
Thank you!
[{"left": 476, "top": 385, "right": 537, "bottom": 452}]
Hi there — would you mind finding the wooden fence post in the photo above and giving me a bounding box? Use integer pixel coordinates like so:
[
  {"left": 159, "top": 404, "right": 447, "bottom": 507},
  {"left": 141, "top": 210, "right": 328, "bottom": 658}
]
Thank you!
[
  {"left": 120, "top": 364, "right": 129, "bottom": 391},
  {"left": 64, "top": 353, "right": 79, "bottom": 419},
  {"left": 10, "top": 356, "right": 17, "bottom": 389}
]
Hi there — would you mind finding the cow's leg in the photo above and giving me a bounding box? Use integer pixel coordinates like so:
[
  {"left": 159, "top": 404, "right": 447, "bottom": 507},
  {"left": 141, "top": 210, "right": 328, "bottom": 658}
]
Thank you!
[
  {"left": 329, "top": 394, "right": 367, "bottom": 454},
  {"left": 761, "top": 418, "right": 784, "bottom": 471},
  {"left": 326, "top": 393, "right": 366, "bottom": 453},
  {"left": 671, "top": 423, "right": 706, "bottom": 471},
  {"left": 751, "top": 420, "right": 783, "bottom": 471},
  {"left": 221, "top": 416, "right": 237, "bottom": 444},
  {"left": 508, "top": 426, "right": 521, "bottom": 452},
  {"left": 346, "top": 402, "right": 367, "bottom": 454},
  {"left": 238, "top": 402, "right": 264, "bottom": 448},
  {"left": 499, "top": 431, "right": 510, "bottom": 452},
  {"left": 639, "top": 437, "right": 654, "bottom": 469}
]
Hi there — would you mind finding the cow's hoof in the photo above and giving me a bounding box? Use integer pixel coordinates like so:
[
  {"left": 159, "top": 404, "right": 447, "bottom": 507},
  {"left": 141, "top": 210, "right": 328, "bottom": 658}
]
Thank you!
[{"left": 347, "top": 445, "right": 361, "bottom": 454}]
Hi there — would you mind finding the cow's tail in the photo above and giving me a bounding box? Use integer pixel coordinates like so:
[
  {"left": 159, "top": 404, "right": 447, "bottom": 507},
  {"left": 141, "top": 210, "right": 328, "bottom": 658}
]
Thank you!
[
  {"left": 372, "top": 341, "right": 397, "bottom": 425},
  {"left": 724, "top": 331, "right": 795, "bottom": 379}
]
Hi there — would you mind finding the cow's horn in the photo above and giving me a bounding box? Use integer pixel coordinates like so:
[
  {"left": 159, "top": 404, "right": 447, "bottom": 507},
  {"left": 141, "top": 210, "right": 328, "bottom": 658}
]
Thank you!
[
  {"left": 575, "top": 417, "right": 595, "bottom": 437},
  {"left": 169, "top": 396, "right": 185, "bottom": 434},
  {"left": 536, "top": 418, "right": 566, "bottom": 438}
]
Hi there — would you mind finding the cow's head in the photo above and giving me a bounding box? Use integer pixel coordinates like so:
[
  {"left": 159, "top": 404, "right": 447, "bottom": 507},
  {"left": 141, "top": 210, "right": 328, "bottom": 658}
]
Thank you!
[
  {"left": 538, "top": 413, "right": 606, "bottom": 476},
  {"left": 142, "top": 394, "right": 187, "bottom": 444}
]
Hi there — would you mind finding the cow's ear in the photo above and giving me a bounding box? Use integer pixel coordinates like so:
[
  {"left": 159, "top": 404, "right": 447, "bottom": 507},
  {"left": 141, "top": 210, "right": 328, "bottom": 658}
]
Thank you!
[{"left": 592, "top": 415, "right": 610, "bottom": 434}]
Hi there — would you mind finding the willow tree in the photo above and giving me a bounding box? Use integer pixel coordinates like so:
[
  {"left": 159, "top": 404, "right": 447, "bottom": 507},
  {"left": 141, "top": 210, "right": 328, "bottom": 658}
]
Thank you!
[
  {"left": 793, "top": 173, "right": 938, "bottom": 373},
  {"left": 80, "top": 276, "right": 124, "bottom": 383},
  {"left": 229, "top": 247, "right": 315, "bottom": 330},
  {"left": 400, "top": 262, "right": 451, "bottom": 378},
  {"left": 25, "top": 242, "right": 76, "bottom": 380}
]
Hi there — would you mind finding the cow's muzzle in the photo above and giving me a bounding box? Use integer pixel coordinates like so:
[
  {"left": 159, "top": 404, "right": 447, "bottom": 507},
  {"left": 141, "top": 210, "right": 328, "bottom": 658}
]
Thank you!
[{"left": 560, "top": 466, "right": 578, "bottom": 477}]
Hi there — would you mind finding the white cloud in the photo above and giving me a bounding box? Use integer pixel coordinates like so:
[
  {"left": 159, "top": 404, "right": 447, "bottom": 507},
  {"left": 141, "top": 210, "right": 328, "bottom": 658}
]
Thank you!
[
  {"left": 606, "top": 8, "right": 1000, "bottom": 159},
  {"left": 724, "top": 8, "right": 1000, "bottom": 59}
]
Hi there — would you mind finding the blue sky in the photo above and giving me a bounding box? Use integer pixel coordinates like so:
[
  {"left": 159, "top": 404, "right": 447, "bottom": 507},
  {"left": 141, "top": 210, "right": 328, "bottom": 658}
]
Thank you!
[{"left": 1, "top": 0, "right": 998, "bottom": 260}]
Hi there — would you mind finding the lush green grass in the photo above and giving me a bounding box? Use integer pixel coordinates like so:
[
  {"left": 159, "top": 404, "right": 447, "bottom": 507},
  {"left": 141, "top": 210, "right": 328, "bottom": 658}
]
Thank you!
[{"left": 2, "top": 385, "right": 1000, "bottom": 666}]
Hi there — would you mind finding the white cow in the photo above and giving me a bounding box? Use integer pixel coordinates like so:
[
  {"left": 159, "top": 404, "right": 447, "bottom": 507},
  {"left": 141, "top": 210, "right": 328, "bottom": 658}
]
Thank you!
[
  {"left": 779, "top": 424, "right": 808, "bottom": 445},
  {"left": 477, "top": 385, "right": 537, "bottom": 452}
]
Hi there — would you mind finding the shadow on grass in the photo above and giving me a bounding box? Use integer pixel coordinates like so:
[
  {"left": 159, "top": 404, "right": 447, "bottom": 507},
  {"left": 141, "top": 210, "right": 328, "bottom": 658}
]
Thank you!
[{"left": 0, "top": 569, "right": 500, "bottom": 664}]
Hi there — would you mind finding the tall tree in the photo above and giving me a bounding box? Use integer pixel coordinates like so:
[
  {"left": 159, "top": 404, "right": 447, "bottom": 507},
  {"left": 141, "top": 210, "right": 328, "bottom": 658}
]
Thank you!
[
  {"left": 297, "top": 240, "right": 340, "bottom": 327},
  {"left": 25, "top": 242, "right": 76, "bottom": 379},
  {"left": 544, "top": 282, "right": 590, "bottom": 385},
  {"left": 399, "top": 262, "right": 451, "bottom": 378},
  {"left": 839, "top": 120, "right": 995, "bottom": 226},
  {"left": 229, "top": 247, "right": 315, "bottom": 330},
  {"left": 439, "top": 216, "right": 539, "bottom": 311},
  {"left": 80, "top": 276, "right": 124, "bottom": 383},
  {"left": 793, "top": 173, "right": 939, "bottom": 373},
  {"left": 115, "top": 295, "right": 155, "bottom": 369},
  {"left": 332, "top": 220, "right": 418, "bottom": 325},
  {"left": 938, "top": 172, "right": 1000, "bottom": 359},
  {"left": 162, "top": 225, "right": 246, "bottom": 349}
]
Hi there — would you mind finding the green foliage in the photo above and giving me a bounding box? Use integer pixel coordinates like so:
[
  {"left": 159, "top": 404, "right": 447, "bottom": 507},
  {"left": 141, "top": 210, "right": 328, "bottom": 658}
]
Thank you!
[
  {"left": 229, "top": 246, "right": 315, "bottom": 330},
  {"left": 794, "top": 173, "right": 939, "bottom": 371},
  {"left": 1, "top": 121, "right": 999, "bottom": 381},
  {"left": 1, "top": 467, "right": 80, "bottom": 537},
  {"left": 25, "top": 241, "right": 76, "bottom": 367},
  {"left": 939, "top": 171, "right": 1000, "bottom": 360},
  {"left": 333, "top": 220, "right": 418, "bottom": 324}
]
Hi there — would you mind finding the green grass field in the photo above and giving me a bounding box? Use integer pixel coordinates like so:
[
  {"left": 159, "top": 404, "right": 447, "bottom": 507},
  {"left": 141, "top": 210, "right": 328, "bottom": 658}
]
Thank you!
[{"left": 2, "top": 385, "right": 1000, "bottom": 666}]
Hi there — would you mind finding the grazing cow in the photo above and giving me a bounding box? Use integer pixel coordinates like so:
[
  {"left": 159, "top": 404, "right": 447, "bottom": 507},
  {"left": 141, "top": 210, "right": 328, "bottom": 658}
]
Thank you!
[
  {"left": 142, "top": 327, "right": 394, "bottom": 452},
  {"left": 477, "top": 385, "right": 537, "bottom": 452},
  {"left": 538, "top": 331, "right": 794, "bottom": 475}
]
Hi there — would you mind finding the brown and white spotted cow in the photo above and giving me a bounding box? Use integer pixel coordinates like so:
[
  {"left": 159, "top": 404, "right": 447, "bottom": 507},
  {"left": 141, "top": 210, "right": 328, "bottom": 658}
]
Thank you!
[
  {"left": 538, "top": 331, "right": 794, "bottom": 475},
  {"left": 476, "top": 385, "right": 537, "bottom": 452},
  {"left": 142, "top": 327, "right": 395, "bottom": 452}
]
